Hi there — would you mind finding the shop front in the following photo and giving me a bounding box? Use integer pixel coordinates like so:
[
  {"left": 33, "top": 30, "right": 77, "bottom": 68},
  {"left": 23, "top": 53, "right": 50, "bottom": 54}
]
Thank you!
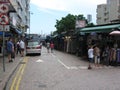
[
  {"left": 0, "top": 32, "right": 12, "bottom": 56},
  {"left": 0, "top": 26, "right": 22, "bottom": 56},
  {"left": 77, "top": 23, "right": 120, "bottom": 65}
]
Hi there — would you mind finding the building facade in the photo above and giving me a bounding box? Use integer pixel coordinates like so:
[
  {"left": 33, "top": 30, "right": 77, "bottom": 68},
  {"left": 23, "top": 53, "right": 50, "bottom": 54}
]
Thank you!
[
  {"left": 97, "top": 0, "right": 120, "bottom": 25},
  {"left": 97, "top": 4, "right": 108, "bottom": 25},
  {"left": 0, "top": 0, "right": 30, "bottom": 55},
  {"left": 9, "top": 0, "right": 30, "bottom": 34}
]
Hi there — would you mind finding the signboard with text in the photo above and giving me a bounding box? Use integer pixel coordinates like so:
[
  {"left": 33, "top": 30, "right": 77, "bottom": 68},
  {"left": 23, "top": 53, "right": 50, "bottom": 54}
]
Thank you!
[{"left": 75, "top": 20, "right": 86, "bottom": 28}]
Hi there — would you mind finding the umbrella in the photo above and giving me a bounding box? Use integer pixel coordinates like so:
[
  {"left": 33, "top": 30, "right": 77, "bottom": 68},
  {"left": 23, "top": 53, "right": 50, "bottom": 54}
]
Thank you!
[
  {"left": 109, "top": 30, "right": 120, "bottom": 35},
  {"left": 109, "top": 30, "right": 120, "bottom": 47}
]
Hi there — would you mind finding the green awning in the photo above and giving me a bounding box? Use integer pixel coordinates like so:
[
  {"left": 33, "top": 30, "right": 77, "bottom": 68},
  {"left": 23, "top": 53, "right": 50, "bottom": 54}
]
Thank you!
[{"left": 79, "top": 24, "right": 120, "bottom": 33}]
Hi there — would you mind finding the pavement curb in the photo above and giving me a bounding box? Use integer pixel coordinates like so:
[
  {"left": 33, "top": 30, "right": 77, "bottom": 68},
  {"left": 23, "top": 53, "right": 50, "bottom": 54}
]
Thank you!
[{"left": 0, "top": 57, "right": 23, "bottom": 90}]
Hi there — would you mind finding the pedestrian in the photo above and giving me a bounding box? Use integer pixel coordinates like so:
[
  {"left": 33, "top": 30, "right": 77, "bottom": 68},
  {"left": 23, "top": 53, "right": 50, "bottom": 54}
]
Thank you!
[
  {"left": 19, "top": 39, "right": 25, "bottom": 57},
  {"left": 50, "top": 42, "right": 54, "bottom": 53},
  {"left": 46, "top": 42, "right": 50, "bottom": 53},
  {"left": 7, "top": 37, "right": 14, "bottom": 62},
  {"left": 88, "top": 45, "right": 94, "bottom": 69},
  {"left": 16, "top": 40, "right": 21, "bottom": 55},
  {"left": 93, "top": 45, "right": 101, "bottom": 67},
  {"left": 102, "top": 46, "right": 110, "bottom": 66},
  {"left": 11, "top": 39, "right": 16, "bottom": 61}
]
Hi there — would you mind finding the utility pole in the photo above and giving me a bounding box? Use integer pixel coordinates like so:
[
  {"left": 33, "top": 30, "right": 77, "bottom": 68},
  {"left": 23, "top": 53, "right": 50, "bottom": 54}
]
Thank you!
[{"left": 0, "top": 1, "right": 10, "bottom": 72}]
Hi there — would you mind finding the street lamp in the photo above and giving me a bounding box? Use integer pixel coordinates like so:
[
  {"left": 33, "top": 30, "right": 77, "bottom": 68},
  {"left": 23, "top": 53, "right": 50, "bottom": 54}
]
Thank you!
[{"left": 29, "top": 11, "right": 33, "bottom": 39}]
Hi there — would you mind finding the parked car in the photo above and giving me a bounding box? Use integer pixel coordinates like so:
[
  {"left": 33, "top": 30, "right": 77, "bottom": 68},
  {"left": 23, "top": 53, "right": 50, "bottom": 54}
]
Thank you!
[{"left": 26, "top": 40, "right": 41, "bottom": 55}]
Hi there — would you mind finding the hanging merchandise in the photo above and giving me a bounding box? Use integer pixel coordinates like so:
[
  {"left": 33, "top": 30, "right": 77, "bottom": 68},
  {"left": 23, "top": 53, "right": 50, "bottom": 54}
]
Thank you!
[{"left": 117, "top": 49, "right": 120, "bottom": 63}]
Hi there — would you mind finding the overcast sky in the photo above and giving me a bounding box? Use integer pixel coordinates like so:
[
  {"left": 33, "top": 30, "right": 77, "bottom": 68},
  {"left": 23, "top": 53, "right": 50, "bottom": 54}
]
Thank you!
[{"left": 30, "top": 0, "right": 106, "bottom": 35}]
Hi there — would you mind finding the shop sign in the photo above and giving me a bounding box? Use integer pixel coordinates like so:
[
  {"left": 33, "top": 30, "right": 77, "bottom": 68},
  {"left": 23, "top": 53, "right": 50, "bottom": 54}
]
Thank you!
[{"left": 75, "top": 20, "right": 86, "bottom": 28}]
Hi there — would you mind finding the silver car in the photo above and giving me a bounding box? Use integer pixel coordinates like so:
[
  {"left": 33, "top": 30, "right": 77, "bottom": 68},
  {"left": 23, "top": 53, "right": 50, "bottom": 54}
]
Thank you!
[{"left": 26, "top": 40, "right": 41, "bottom": 55}]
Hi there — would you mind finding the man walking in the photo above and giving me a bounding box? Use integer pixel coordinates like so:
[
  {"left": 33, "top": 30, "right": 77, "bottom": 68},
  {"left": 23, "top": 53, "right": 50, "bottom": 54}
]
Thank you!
[
  {"left": 7, "top": 37, "right": 14, "bottom": 62},
  {"left": 19, "top": 39, "right": 25, "bottom": 57}
]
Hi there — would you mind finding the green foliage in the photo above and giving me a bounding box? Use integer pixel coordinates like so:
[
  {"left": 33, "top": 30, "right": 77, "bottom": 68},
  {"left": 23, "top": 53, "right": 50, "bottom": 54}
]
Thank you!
[
  {"left": 54, "top": 14, "right": 94, "bottom": 34},
  {"left": 55, "top": 14, "right": 76, "bottom": 34}
]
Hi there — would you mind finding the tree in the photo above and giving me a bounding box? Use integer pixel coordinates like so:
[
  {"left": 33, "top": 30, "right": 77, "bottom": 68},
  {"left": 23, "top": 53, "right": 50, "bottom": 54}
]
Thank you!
[
  {"left": 54, "top": 14, "right": 95, "bottom": 34},
  {"left": 55, "top": 14, "right": 76, "bottom": 34}
]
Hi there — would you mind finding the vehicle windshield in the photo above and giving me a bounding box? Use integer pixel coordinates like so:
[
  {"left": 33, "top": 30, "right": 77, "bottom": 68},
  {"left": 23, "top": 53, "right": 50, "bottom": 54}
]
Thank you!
[{"left": 28, "top": 41, "right": 39, "bottom": 46}]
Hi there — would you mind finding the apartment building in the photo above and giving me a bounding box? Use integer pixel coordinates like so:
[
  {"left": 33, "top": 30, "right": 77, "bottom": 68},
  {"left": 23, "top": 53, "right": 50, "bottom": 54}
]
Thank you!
[
  {"left": 107, "top": 0, "right": 120, "bottom": 23},
  {"left": 97, "top": 4, "right": 108, "bottom": 25},
  {"left": 9, "top": 0, "right": 30, "bottom": 34},
  {"left": 97, "top": 0, "right": 120, "bottom": 25}
]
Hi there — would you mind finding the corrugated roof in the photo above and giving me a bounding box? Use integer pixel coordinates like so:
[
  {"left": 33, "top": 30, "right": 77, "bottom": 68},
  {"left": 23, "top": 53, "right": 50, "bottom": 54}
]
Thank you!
[{"left": 79, "top": 24, "right": 120, "bottom": 33}]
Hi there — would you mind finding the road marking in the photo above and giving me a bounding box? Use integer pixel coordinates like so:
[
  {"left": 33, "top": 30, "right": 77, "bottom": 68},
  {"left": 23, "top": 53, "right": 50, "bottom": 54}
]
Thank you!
[
  {"left": 36, "top": 59, "right": 43, "bottom": 63},
  {"left": 51, "top": 54, "right": 115, "bottom": 70},
  {"left": 51, "top": 53, "right": 56, "bottom": 58},
  {"left": 57, "top": 58, "right": 70, "bottom": 69},
  {"left": 68, "top": 66, "right": 78, "bottom": 69},
  {"left": 10, "top": 57, "right": 29, "bottom": 90},
  {"left": 51, "top": 53, "right": 89, "bottom": 70},
  {"left": 78, "top": 66, "right": 88, "bottom": 69},
  {"left": 10, "top": 63, "right": 24, "bottom": 90},
  {"left": 51, "top": 53, "right": 70, "bottom": 69}
]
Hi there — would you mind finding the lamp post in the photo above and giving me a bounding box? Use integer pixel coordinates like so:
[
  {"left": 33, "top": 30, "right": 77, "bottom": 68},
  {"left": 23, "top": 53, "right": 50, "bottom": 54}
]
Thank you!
[
  {"left": 29, "top": 11, "right": 33, "bottom": 39},
  {"left": 29, "top": 11, "right": 30, "bottom": 39}
]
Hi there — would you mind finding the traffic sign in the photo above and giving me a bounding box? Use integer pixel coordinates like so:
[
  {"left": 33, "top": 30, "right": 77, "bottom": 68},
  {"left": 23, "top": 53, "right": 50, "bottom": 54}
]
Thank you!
[
  {"left": 0, "top": 4, "right": 9, "bottom": 13},
  {"left": 0, "top": 14, "right": 9, "bottom": 25},
  {"left": 0, "top": 25, "right": 9, "bottom": 31},
  {"left": 0, "top": 0, "right": 9, "bottom": 3}
]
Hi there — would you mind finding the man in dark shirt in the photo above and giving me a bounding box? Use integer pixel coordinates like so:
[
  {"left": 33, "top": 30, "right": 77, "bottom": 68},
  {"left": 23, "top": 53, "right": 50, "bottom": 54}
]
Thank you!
[{"left": 7, "top": 37, "right": 14, "bottom": 62}]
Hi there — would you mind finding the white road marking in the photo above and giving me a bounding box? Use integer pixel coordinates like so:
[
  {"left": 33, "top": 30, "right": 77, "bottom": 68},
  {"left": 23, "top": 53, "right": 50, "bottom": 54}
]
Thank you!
[
  {"left": 69, "top": 66, "right": 78, "bottom": 69},
  {"left": 51, "top": 53, "right": 70, "bottom": 69},
  {"left": 51, "top": 53, "right": 56, "bottom": 58},
  {"left": 36, "top": 59, "right": 43, "bottom": 63},
  {"left": 57, "top": 58, "right": 70, "bottom": 69},
  {"left": 51, "top": 53, "right": 89, "bottom": 70},
  {"left": 78, "top": 66, "right": 88, "bottom": 69}
]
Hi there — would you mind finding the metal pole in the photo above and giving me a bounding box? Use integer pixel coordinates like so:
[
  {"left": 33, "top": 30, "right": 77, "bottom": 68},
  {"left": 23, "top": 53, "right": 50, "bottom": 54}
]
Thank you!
[
  {"left": 2, "top": 25, "right": 5, "bottom": 72},
  {"left": 29, "top": 11, "right": 30, "bottom": 39}
]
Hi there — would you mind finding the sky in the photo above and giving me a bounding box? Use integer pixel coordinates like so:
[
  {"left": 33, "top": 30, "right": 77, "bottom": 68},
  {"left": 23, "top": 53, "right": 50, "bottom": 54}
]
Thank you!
[{"left": 29, "top": 0, "right": 106, "bottom": 35}]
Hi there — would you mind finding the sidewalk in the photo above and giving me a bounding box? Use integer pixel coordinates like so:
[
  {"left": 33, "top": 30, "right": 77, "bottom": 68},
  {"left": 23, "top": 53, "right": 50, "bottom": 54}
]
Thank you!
[{"left": 0, "top": 54, "right": 23, "bottom": 90}]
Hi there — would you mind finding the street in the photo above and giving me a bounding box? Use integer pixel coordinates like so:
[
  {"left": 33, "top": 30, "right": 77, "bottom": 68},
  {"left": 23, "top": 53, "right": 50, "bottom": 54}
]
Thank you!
[{"left": 6, "top": 47, "right": 120, "bottom": 90}]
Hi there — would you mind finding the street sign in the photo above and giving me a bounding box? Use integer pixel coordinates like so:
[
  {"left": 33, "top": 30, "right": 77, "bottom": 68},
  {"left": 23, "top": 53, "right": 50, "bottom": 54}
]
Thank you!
[
  {"left": 0, "top": 25, "right": 9, "bottom": 31},
  {"left": 0, "top": 0, "right": 9, "bottom": 3},
  {"left": 0, "top": 4, "right": 9, "bottom": 13},
  {"left": 0, "top": 14, "right": 9, "bottom": 25},
  {"left": 0, "top": 0, "right": 10, "bottom": 72}
]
